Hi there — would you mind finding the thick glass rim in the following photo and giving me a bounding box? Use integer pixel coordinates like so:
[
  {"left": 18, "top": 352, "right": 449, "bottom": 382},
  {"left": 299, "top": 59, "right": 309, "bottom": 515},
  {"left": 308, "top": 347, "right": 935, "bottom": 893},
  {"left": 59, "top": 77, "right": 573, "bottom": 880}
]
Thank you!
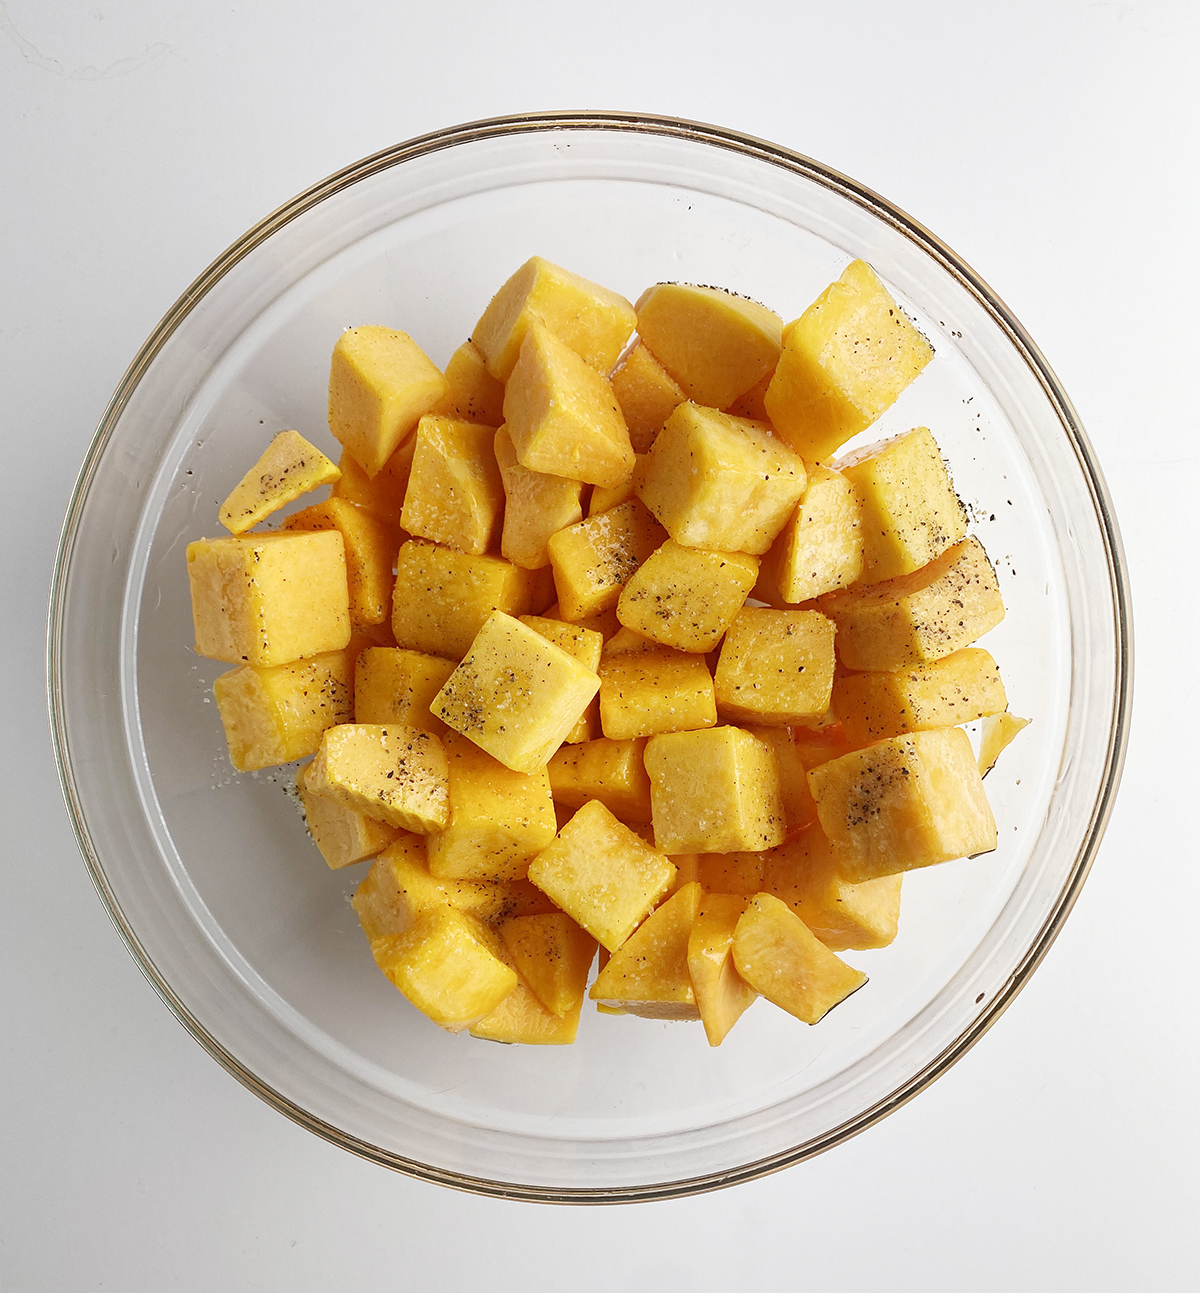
[{"left": 46, "top": 110, "right": 1133, "bottom": 1203}]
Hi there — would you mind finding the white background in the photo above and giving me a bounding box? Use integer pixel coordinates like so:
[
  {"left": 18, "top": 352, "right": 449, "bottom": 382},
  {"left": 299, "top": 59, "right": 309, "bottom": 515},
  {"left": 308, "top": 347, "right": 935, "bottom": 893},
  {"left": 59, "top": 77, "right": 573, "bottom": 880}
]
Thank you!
[{"left": 2, "top": 1, "right": 1196, "bottom": 1288}]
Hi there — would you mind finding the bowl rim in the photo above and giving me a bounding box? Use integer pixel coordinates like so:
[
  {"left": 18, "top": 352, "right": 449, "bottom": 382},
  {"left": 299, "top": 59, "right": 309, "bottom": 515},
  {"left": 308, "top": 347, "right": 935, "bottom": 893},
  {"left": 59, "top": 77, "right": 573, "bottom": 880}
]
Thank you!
[{"left": 46, "top": 109, "right": 1134, "bottom": 1204}]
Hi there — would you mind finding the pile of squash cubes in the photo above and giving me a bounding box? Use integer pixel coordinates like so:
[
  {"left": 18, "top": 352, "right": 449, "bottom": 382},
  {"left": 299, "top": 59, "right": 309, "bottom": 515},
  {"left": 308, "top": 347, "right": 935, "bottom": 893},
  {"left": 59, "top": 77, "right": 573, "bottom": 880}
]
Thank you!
[{"left": 185, "top": 255, "right": 1021, "bottom": 1047}]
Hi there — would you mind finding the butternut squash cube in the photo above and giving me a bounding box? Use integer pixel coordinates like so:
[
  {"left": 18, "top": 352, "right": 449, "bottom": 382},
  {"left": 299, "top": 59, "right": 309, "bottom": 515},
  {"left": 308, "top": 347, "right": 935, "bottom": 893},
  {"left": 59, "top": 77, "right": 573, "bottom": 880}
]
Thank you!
[
  {"left": 636, "top": 403, "right": 807, "bottom": 554},
  {"left": 353, "top": 647, "right": 455, "bottom": 734},
  {"left": 598, "top": 649, "right": 716, "bottom": 741},
  {"left": 219, "top": 430, "right": 340, "bottom": 534},
  {"left": 330, "top": 440, "right": 415, "bottom": 530},
  {"left": 688, "top": 893, "right": 757, "bottom": 1045},
  {"left": 431, "top": 612, "right": 600, "bottom": 774},
  {"left": 431, "top": 339, "right": 506, "bottom": 426},
  {"left": 589, "top": 881, "right": 702, "bottom": 1020},
  {"left": 764, "top": 260, "right": 934, "bottom": 462},
  {"left": 741, "top": 725, "right": 817, "bottom": 832},
  {"left": 352, "top": 833, "right": 509, "bottom": 937},
  {"left": 546, "top": 499, "right": 666, "bottom": 623},
  {"left": 425, "top": 732, "right": 557, "bottom": 882},
  {"left": 714, "top": 608, "right": 836, "bottom": 726},
  {"left": 471, "top": 255, "right": 636, "bottom": 382},
  {"left": 371, "top": 908, "right": 516, "bottom": 1032},
  {"left": 213, "top": 648, "right": 354, "bottom": 771},
  {"left": 391, "top": 540, "right": 551, "bottom": 659},
  {"left": 186, "top": 530, "right": 350, "bottom": 667},
  {"left": 502, "top": 322, "right": 635, "bottom": 488},
  {"left": 494, "top": 425, "right": 586, "bottom": 570},
  {"left": 548, "top": 736, "right": 653, "bottom": 823},
  {"left": 635, "top": 284, "right": 783, "bottom": 410},
  {"left": 978, "top": 711, "right": 1031, "bottom": 776},
  {"left": 469, "top": 971, "right": 583, "bottom": 1045},
  {"left": 761, "top": 823, "right": 902, "bottom": 950},
  {"left": 834, "top": 647, "right": 1007, "bottom": 746},
  {"left": 518, "top": 614, "right": 604, "bottom": 743},
  {"left": 645, "top": 726, "right": 786, "bottom": 854},
  {"left": 399, "top": 416, "right": 504, "bottom": 556},
  {"left": 490, "top": 877, "right": 562, "bottom": 921},
  {"left": 821, "top": 536, "right": 1005, "bottom": 671},
  {"left": 696, "top": 851, "right": 765, "bottom": 895},
  {"left": 732, "top": 893, "right": 868, "bottom": 1025},
  {"left": 837, "top": 427, "right": 967, "bottom": 582},
  {"left": 616, "top": 540, "right": 759, "bottom": 653},
  {"left": 500, "top": 912, "right": 597, "bottom": 1017},
  {"left": 308, "top": 723, "right": 449, "bottom": 832},
  {"left": 753, "top": 463, "right": 863, "bottom": 605},
  {"left": 792, "top": 723, "right": 859, "bottom": 771},
  {"left": 296, "top": 761, "right": 400, "bottom": 869},
  {"left": 588, "top": 457, "right": 644, "bottom": 516},
  {"left": 808, "top": 727, "right": 997, "bottom": 880},
  {"left": 328, "top": 326, "right": 448, "bottom": 477},
  {"left": 526, "top": 800, "right": 676, "bottom": 952},
  {"left": 610, "top": 342, "right": 686, "bottom": 453},
  {"left": 281, "top": 496, "right": 399, "bottom": 629},
  {"left": 725, "top": 370, "right": 773, "bottom": 421}
]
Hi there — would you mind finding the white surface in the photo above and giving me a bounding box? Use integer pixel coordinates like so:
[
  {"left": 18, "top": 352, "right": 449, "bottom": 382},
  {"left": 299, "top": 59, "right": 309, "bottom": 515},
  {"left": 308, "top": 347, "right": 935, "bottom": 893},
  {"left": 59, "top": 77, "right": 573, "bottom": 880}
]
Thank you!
[{"left": 2, "top": 0, "right": 1195, "bottom": 1287}]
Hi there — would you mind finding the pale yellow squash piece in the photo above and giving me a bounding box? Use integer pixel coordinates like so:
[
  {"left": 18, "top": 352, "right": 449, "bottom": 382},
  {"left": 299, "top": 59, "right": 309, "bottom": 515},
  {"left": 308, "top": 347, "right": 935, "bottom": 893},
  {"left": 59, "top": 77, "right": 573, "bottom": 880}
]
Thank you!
[
  {"left": 636, "top": 403, "right": 806, "bottom": 555},
  {"left": 588, "top": 457, "right": 644, "bottom": 516},
  {"left": 431, "top": 612, "right": 600, "bottom": 774},
  {"left": 732, "top": 893, "right": 868, "bottom": 1025},
  {"left": 353, "top": 647, "right": 455, "bottom": 735},
  {"left": 399, "top": 416, "right": 504, "bottom": 556},
  {"left": 546, "top": 499, "right": 666, "bottom": 623},
  {"left": 500, "top": 911, "right": 597, "bottom": 1017},
  {"left": 219, "top": 430, "right": 340, "bottom": 534},
  {"left": 589, "top": 881, "right": 702, "bottom": 1020},
  {"left": 808, "top": 727, "right": 997, "bottom": 881},
  {"left": 469, "top": 971, "right": 583, "bottom": 1045},
  {"left": 547, "top": 736, "right": 653, "bottom": 823},
  {"left": 609, "top": 342, "right": 687, "bottom": 453},
  {"left": 186, "top": 530, "right": 351, "bottom": 667},
  {"left": 725, "top": 370, "right": 773, "bottom": 421},
  {"left": 526, "top": 800, "right": 676, "bottom": 952},
  {"left": 330, "top": 441, "right": 415, "bottom": 530},
  {"left": 978, "top": 711, "right": 1031, "bottom": 776},
  {"left": 495, "top": 425, "right": 586, "bottom": 570},
  {"left": 430, "top": 339, "right": 506, "bottom": 426},
  {"left": 635, "top": 284, "right": 783, "bottom": 410},
  {"left": 597, "top": 649, "right": 716, "bottom": 741},
  {"left": 741, "top": 726, "right": 817, "bottom": 833},
  {"left": 714, "top": 608, "right": 836, "bottom": 726},
  {"left": 328, "top": 326, "right": 449, "bottom": 476},
  {"left": 308, "top": 723, "right": 449, "bottom": 832},
  {"left": 688, "top": 893, "right": 757, "bottom": 1046},
  {"left": 764, "top": 260, "right": 934, "bottom": 462},
  {"left": 296, "top": 761, "right": 400, "bottom": 869},
  {"left": 518, "top": 615, "right": 604, "bottom": 743}
]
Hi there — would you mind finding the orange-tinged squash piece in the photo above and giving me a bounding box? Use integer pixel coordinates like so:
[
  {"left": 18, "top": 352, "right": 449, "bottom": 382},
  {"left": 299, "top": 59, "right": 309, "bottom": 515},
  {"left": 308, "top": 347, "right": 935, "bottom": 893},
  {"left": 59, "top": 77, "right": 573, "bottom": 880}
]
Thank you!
[
  {"left": 399, "top": 416, "right": 504, "bottom": 556},
  {"left": 978, "top": 711, "right": 1031, "bottom": 776},
  {"left": 609, "top": 342, "right": 686, "bottom": 453},
  {"left": 548, "top": 736, "right": 652, "bottom": 823},
  {"left": 431, "top": 339, "right": 506, "bottom": 426},
  {"left": 714, "top": 608, "right": 836, "bottom": 726},
  {"left": 495, "top": 425, "right": 586, "bottom": 570},
  {"left": 296, "top": 761, "right": 400, "bottom": 869},
  {"left": 597, "top": 648, "right": 716, "bottom": 742},
  {"left": 219, "top": 430, "right": 340, "bottom": 534},
  {"left": 469, "top": 971, "right": 582, "bottom": 1045},
  {"left": 353, "top": 647, "right": 455, "bottom": 735},
  {"left": 500, "top": 911, "right": 597, "bottom": 1017},
  {"left": 688, "top": 893, "right": 757, "bottom": 1045},
  {"left": 547, "top": 498, "right": 666, "bottom": 623},
  {"left": 330, "top": 441, "right": 415, "bottom": 530}
]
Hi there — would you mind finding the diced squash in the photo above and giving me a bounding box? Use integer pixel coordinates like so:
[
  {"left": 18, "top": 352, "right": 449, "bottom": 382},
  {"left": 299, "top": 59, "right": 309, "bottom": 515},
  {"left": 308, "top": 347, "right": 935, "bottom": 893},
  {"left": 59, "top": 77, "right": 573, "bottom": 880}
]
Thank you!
[
  {"left": 431, "top": 612, "right": 600, "bottom": 774},
  {"left": 399, "top": 416, "right": 504, "bottom": 556},
  {"left": 330, "top": 441, "right": 415, "bottom": 530},
  {"left": 808, "top": 727, "right": 997, "bottom": 881},
  {"left": 792, "top": 723, "right": 859, "bottom": 770},
  {"left": 732, "top": 893, "right": 868, "bottom": 1025},
  {"left": 725, "top": 370, "right": 773, "bottom": 421},
  {"left": 645, "top": 726, "right": 786, "bottom": 854},
  {"left": 978, "top": 711, "right": 1031, "bottom": 776},
  {"left": 186, "top": 530, "right": 350, "bottom": 667},
  {"left": 741, "top": 726, "right": 817, "bottom": 832},
  {"left": 469, "top": 971, "right": 583, "bottom": 1045},
  {"left": 635, "top": 284, "right": 783, "bottom": 410},
  {"left": 589, "top": 882, "right": 702, "bottom": 1020},
  {"left": 609, "top": 342, "right": 687, "bottom": 453},
  {"left": 518, "top": 614, "right": 605, "bottom": 743},
  {"left": 308, "top": 723, "right": 449, "bottom": 832},
  {"left": 546, "top": 499, "right": 666, "bottom": 623},
  {"left": 764, "top": 260, "right": 934, "bottom": 462},
  {"left": 494, "top": 425, "right": 586, "bottom": 569},
  {"left": 472, "top": 255, "right": 636, "bottom": 382},
  {"left": 616, "top": 540, "right": 759, "bottom": 653},
  {"left": 548, "top": 736, "right": 653, "bottom": 822},
  {"left": 431, "top": 339, "right": 505, "bottom": 426},
  {"left": 526, "top": 800, "right": 675, "bottom": 952},
  {"left": 502, "top": 322, "right": 635, "bottom": 487},
  {"left": 688, "top": 893, "right": 757, "bottom": 1045},
  {"left": 636, "top": 403, "right": 806, "bottom": 554},
  {"left": 714, "top": 608, "right": 836, "bottom": 726},
  {"left": 598, "top": 648, "right": 716, "bottom": 741},
  {"left": 219, "top": 430, "right": 340, "bottom": 534},
  {"left": 425, "top": 732, "right": 557, "bottom": 882},
  {"left": 296, "top": 761, "right": 399, "bottom": 869},
  {"left": 328, "top": 326, "right": 448, "bottom": 476},
  {"left": 353, "top": 647, "right": 455, "bottom": 735},
  {"left": 589, "top": 457, "right": 643, "bottom": 516},
  {"left": 821, "top": 536, "right": 1005, "bottom": 671},
  {"left": 696, "top": 851, "right": 765, "bottom": 895},
  {"left": 490, "top": 877, "right": 562, "bottom": 921},
  {"left": 837, "top": 427, "right": 967, "bottom": 582},
  {"left": 500, "top": 912, "right": 597, "bottom": 1016}
]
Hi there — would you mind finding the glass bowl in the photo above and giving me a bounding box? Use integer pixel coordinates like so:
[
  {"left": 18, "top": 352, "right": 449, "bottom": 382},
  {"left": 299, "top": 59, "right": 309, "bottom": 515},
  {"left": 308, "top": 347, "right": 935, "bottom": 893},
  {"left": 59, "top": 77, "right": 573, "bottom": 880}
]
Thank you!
[{"left": 48, "top": 112, "right": 1131, "bottom": 1202}]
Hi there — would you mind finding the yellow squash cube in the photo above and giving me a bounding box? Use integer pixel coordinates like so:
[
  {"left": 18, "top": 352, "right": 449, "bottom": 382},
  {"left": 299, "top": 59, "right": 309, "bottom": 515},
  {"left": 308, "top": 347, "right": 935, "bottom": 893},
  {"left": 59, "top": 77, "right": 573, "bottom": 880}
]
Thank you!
[
  {"left": 821, "top": 536, "right": 1005, "bottom": 671},
  {"left": 308, "top": 723, "right": 449, "bottom": 832},
  {"left": 471, "top": 255, "right": 636, "bottom": 382},
  {"left": 526, "top": 800, "right": 676, "bottom": 952},
  {"left": 597, "top": 649, "right": 716, "bottom": 741},
  {"left": 616, "top": 540, "right": 759, "bottom": 653},
  {"left": 546, "top": 498, "right": 666, "bottom": 623},
  {"left": 431, "top": 612, "right": 600, "bottom": 774},
  {"left": 688, "top": 893, "right": 757, "bottom": 1046},
  {"left": 502, "top": 322, "right": 635, "bottom": 488},
  {"left": 634, "top": 283, "right": 783, "bottom": 410},
  {"left": 425, "top": 732, "right": 557, "bottom": 882},
  {"left": 371, "top": 908, "right": 517, "bottom": 1032},
  {"left": 725, "top": 370, "right": 773, "bottom": 421},
  {"left": 296, "top": 761, "right": 400, "bottom": 869},
  {"left": 330, "top": 441, "right": 414, "bottom": 530},
  {"left": 548, "top": 736, "right": 653, "bottom": 823},
  {"left": 741, "top": 726, "right": 818, "bottom": 833},
  {"left": 978, "top": 711, "right": 1031, "bottom": 776},
  {"left": 645, "top": 726, "right": 786, "bottom": 854},
  {"left": 186, "top": 530, "right": 350, "bottom": 667},
  {"left": 764, "top": 259, "right": 934, "bottom": 462},
  {"left": 808, "top": 726, "right": 997, "bottom": 880},
  {"left": 732, "top": 893, "right": 868, "bottom": 1025},
  {"left": 696, "top": 851, "right": 765, "bottom": 895},
  {"left": 431, "top": 339, "right": 505, "bottom": 426},
  {"left": 589, "top": 457, "right": 644, "bottom": 516},
  {"left": 494, "top": 425, "right": 586, "bottom": 569},
  {"left": 500, "top": 912, "right": 597, "bottom": 1017},
  {"left": 213, "top": 648, "right": 354, "bottom": 771},
  {"left": 518, "top": 614, "right": 604, "bottom": 743},
  {"left": 353, "top": 647, "right": 455, "bottom": 734},
  {"left": 589, "top": 881, "right": 702, "bottom": 1020},
  {"left": 399, "top": 416, "right": 504, "bottom": 556},
  {"left": 218, "top": 430, "right": 340, "bottom": 534},
  {"left": 837, "top": 427, "right": 967, "bottom": 582},
  {"left": 609, "top": 342, "right": 686, "bottom": 453},
  {"left": 714, "top": 608, "right": 836, "bottom": 726},
  {"left": 469, "top": 972, "right": 583, "bottom": 1045},
  {"left": 636, "top": 404, "right": 807, "bottom": 555},
  {"left": 328, "top": 326, "right": 448, "bottom": 477}
]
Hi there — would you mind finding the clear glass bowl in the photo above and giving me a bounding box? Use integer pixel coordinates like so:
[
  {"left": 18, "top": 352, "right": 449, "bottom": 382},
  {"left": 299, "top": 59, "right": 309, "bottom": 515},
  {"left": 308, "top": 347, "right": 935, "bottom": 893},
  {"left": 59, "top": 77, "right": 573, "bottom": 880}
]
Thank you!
[{"left": 48, "top": 112, "right": 1132, "bottom": 1202}]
